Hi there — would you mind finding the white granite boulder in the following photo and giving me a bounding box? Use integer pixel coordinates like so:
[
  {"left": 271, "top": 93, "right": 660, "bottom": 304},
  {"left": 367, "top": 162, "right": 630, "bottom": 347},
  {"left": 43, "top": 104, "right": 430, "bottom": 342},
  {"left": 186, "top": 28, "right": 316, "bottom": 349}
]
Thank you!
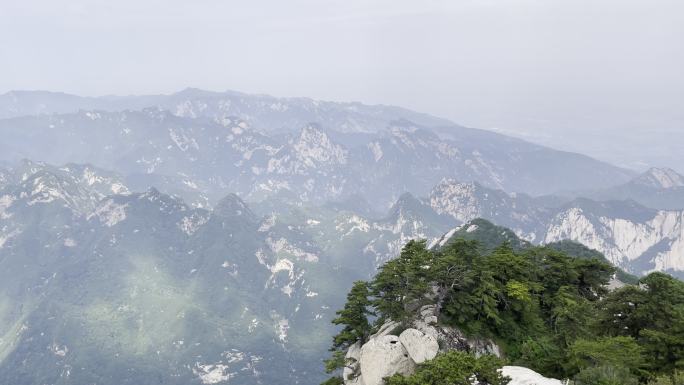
[
  {"left": 343, "top": 341, "right": 365, "bottom": 385},
  {"left": 500, "top": 366, "right": 564, "bottom": 385},
  {"left": 359, "top": 335, "right": 416, "bottom": 385},
  {"left": 398, "top": 328, "right": 439, "bottom": 364},
  {"left": 369, "top": 320, "right": 400, "bottom": 339},
  {"left": 413, "top": 305, "right": 501, "bottom": 357}
]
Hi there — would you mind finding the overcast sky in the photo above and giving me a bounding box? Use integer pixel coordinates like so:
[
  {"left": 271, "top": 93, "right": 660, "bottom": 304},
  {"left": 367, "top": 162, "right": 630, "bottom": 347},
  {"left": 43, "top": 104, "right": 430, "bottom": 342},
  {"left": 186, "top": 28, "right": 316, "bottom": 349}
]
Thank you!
[{"left": 1, "top": 0, "right": 682, "bottom": 170}]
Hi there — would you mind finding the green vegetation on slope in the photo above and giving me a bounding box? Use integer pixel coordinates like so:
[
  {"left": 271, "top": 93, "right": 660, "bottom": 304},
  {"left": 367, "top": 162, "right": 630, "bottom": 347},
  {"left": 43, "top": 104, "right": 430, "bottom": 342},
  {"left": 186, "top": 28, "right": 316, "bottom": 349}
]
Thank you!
[
  {"left": 545, "top": 239, "right": 640, "bottom": 285},
  {"left": 445, "top": 218, "right": 532, "bottom": 252},
  {"left": 384, "top": 351, "right": 508, "bottom": 385},
  {"left": 323, "top": 229, "right": 684, "bottom": 384}
]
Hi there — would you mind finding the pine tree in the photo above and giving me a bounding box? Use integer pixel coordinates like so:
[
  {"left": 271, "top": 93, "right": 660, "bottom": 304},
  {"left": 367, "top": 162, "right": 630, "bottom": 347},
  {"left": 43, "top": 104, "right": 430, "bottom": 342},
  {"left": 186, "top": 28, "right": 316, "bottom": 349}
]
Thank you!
[
  {"left": 331, "top": 280, "right": 374, "bottom": 349},
  {"left": 372, "top": 240, "right": 433, "bottom": 322},
  {"left": 433, "top": 239, "right": 477, "bottom": 312},
  {"left": 384, "top": 351, "right": 508, "bottom": 385},
  {"left": 572, "top": 257, "right": 614, "bottom": 299}
]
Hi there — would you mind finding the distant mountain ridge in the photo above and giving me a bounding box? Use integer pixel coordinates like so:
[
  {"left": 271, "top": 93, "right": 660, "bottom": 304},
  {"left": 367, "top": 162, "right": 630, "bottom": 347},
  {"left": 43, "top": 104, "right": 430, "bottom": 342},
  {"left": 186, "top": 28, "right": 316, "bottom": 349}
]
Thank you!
[
  {"left": 0, "top": 88, "right": 453, "bottom": 133},
  {"left": 0, "top": 161, "right": 345, "bottom": 385},
  {"left": 2, "top": 87, "right": 682, "bottom": 385},
  {"left": 575, "top": 167, "right": 684, "bottom": 210},
  {"left": 632, "top": 167, "right": 684, "bottom": 189},
  {"left": 0, "top": 160, "right": 483, "bottom": 384},
  {"left": 0, "top": 159, "right": 680, "bottom": 385},
  {"left": 0, "top": 102, "right": 634, "bottom": 208},
  {"left": 0, "top": 88, "right": 676, "bottom": 278},
  {"left": 426, "top": 179, "right": 684, "bottom": 278}
]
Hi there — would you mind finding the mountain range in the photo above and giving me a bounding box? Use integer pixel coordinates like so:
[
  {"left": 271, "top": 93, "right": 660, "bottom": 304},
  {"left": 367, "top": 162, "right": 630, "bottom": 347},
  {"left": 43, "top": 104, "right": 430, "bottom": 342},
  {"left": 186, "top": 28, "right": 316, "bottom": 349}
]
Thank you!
[
  {"left": 0, "top": 89, "right": 635, "bottom": 209},
  {"left": 0, "top": 88, "right": 682, "bottom": 384},
  {"left": 572, "top": 167, "right": 684, "bottom": 210},
  {"left": 426, "top": 177, "right": 684, "bottom": 278}
]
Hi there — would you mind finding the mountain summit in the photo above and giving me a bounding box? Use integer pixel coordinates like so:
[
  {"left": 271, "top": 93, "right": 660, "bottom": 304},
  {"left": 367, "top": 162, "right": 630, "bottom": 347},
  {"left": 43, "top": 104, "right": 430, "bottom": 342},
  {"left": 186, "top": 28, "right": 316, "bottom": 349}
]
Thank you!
[{"left": 633, "top": 167, "right": 684, "bottom": 189}]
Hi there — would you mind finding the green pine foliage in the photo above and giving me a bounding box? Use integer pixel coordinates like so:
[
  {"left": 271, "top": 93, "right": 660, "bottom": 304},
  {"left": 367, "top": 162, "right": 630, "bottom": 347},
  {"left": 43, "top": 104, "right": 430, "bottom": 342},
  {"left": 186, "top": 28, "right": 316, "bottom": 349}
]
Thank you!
[
  {"left": 595, "top": 272, "right": 684, "bottom": 377},
  {"left": 573, "top": 365, "right": 640, "bottom": 385},
  {"left": 546, "top": 239, "right": 640, "bottom": 285},
  {"left": 331, "top": 281, "right": 375, "bottom": 350},
  {"left": 322, "top": 232, "right": 684, "bottom": 384},
  {"left": 371, "top": 240, "right": 434, "bottom": 322},
  {"left": 324, "top": 280, "right": 375, "bottom": 375},
  {"left": 320, "top": 376, "right": 345, "bottom": 385},
  {"left": 384, "top": 351, "right": 508, "bottom": 385},
  {"left": 567, "top": 336, "right": 646, "bottom": 378},
  {"left": 647, "top": 370, "right": 684, "bottom": 385}
]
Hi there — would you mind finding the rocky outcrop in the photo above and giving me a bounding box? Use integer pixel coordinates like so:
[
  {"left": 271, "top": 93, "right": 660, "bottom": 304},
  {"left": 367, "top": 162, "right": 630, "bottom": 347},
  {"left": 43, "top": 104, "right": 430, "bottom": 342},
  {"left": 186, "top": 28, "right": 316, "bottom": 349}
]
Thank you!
[
  {"left": 343, "top": 342, "right": 364, "bottom": 385},
  {"left": 343, "top": 304, "right": 501, "bottom": 385},
  {"left": 398, "top": 328, "right": 438, "bottom": 364},
  {"left": 500, "top": 366, "right": 564, "bottom": 385},
  {"left": 412, "top": 305, "right": 501, "bottom": 357},
  {"left": 359, "top": 335, "right": 415, "bottom": 385},
  {"left": 343, "top": 304, "right": 566, "bottom": 385}
]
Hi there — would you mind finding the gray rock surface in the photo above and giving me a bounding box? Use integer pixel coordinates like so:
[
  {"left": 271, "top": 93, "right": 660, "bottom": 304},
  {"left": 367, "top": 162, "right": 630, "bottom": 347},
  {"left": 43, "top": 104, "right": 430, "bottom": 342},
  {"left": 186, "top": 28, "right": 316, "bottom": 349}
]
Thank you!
[
  {"left": 413, "top": 305, "right": 501, "bottom": 357},
  {"left": 369, "top": 320, "right": 400, "bottom": 339},
  {"left": 343, "top": 342, "right": 365, "bottom": 385},
  {"left": 340, "top": 302, "right": 572, "bottom": 385},
  {"left": 500, "top": 366, "right": 564, "bottom": 385},
  {"left": 398, "top": 328, "right": 438, "bottom": 364},
  {"left": 359, "top": 335, "right": 415, "bottom": 385},
  {"left": 343, "top": 305, "right": 503, "bottom": 385}
]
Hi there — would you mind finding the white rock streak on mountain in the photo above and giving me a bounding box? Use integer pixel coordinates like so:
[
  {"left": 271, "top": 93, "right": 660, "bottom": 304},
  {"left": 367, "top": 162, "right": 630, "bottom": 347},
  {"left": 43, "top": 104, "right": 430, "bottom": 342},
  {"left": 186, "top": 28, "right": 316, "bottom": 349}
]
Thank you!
[{"left": 545, "top": 208, "right": 684, "bottom": 273}]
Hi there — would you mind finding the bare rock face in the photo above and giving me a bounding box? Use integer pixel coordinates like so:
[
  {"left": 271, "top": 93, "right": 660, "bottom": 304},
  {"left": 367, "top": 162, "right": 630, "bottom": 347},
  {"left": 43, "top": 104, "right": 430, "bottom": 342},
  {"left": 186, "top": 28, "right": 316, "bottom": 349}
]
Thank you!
[
  {"left": 398, "top": 328, "right": 439, "bottom": 364},
  {"left": 342, "top": 305, "right": 502, "bottom": 385},
  {"left": 343, "top": 342, "right": 365, "bottom": 385},
  {"left": 369, "top": 320, "right": 400, "bottom": 339},
  {"left": 500, "top": 366, "right": 564, "bottom": 385},
  {"left": 413, "top": 305, "right": 501, "bottom": 357},
  {"left": 359, "top": 335, "right": 416, "bottom": 385}
]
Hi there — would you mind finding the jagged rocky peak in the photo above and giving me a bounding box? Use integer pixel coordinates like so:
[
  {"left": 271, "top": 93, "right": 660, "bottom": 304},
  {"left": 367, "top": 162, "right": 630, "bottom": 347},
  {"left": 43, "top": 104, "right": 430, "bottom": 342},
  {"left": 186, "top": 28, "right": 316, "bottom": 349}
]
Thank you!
[
  {"left": 384, "top": 192, "right": 454, "bottom": 230},
  {"left": 132, "top": 187, "right": 191, "bottom": 214},
  {"left": 213, "top": 193, "right": 257, "bottom": 222},
  {"left": 433, "top": 218, "right": 532, "bottom": 252},
  {"left": 8, "top": 160, "right": 129, "bottom": 198},
  {"left": 633, "top": 167, "right": 684, "bottom": 189},
  {"left": 14, "top": 158, "right": 47, "bottom": 180},
  {"left": 59, "top": 163, "right": 130, "bottom": 195},
  {"left": 292, "top": 123, "right": 348, "bottom": 165},
  {"left": 138, "top": 186, "right": 164, "bottom": 200},
  {"left": 88, "top": 187, "right": 206, "bottom": 231},
  {"left": 18, "top": 169, "right": 74, "bottom": 200},
  {"left": 388, "top": 192, "right": 424, "bottom": 216},
  {"left": 7, "top": 165, "right": 109, "bottom": 214},
  {"left": 386, "top": 120, "right": 425, "bottom": 147},
  {"left": 216, "top": 115, "right": 250, "bottom": 133},
  {"left": 343, "top": 304, "right": 560, "bottom": 385},
  {"left": 430, "top": 178, "right": 479, "bottom": 198},
  {"left": 0, "top": 160, "right": 134, "bottom": 220},
  {"left": 297, "top": 123, "right": 330, "bottom": 143},
  {"left": 385, "top": 119, "right": 448, "bottom": 147},
  {"left": 428, "top": 178, "right": 482, "bottom": 220}
]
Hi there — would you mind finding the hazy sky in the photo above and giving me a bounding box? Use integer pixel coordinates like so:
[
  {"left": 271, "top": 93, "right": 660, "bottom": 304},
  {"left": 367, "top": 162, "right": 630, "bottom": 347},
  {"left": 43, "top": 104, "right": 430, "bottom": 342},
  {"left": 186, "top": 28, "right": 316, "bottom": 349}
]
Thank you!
[{"left": 1, "top": 0, "right": 683, "bottom": 170}]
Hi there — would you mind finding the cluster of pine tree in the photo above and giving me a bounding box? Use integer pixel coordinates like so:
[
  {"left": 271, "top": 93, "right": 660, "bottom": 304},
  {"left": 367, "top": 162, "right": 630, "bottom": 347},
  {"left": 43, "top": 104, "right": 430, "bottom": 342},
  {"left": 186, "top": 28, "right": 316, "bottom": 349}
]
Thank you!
[{"left": 323, "top": 237, "right": 684, "bottom": 385}]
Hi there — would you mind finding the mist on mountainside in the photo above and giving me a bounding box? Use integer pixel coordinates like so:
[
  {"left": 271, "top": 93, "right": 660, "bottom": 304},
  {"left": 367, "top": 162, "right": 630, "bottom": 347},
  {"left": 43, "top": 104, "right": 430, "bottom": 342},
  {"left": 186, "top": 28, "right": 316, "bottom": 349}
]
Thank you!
[{"left": 1, "top": 1, "right": 682, "bottom": 385}]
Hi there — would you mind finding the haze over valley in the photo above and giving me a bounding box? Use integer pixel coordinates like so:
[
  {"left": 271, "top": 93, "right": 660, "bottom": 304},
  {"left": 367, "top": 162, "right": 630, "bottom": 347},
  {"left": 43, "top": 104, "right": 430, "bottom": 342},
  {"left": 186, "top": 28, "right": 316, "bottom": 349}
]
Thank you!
[
  {"left": 1, "top": 1, "right": 683, "bottom": 384},
  {"left": 0, "top": 87, "right": 683, "bottom": 384}
]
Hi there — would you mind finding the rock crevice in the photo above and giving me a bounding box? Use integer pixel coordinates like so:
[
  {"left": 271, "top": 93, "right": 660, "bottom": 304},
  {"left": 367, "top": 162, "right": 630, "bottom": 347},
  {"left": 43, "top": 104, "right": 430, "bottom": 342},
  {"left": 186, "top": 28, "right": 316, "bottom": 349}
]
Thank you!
[
  {"left": 344, "top": 305, "right": 500, "bottom": 385},
  {"left": 344, "top": 304, "right": 562, "bottom": 385}
]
